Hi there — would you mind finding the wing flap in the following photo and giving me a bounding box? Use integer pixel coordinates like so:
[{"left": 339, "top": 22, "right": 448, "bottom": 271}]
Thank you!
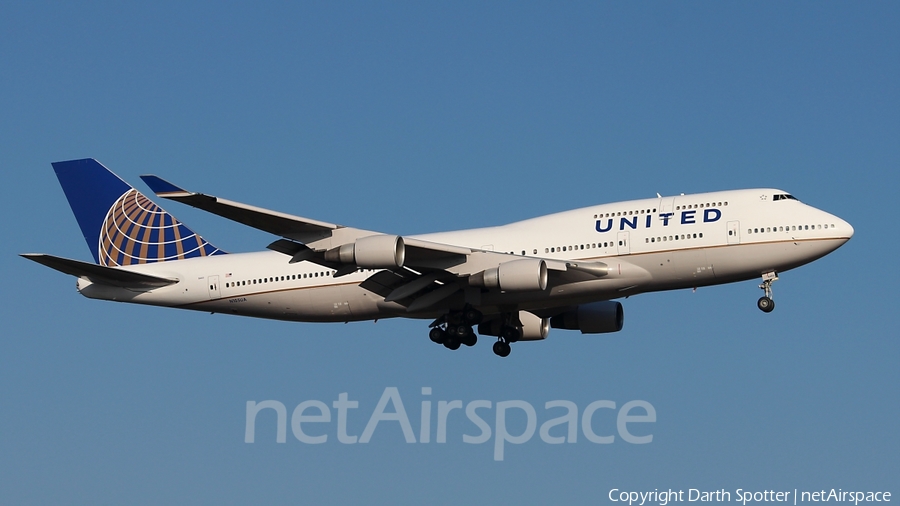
[{"left": 21, "top": 254, "right": 178, "bottom": 289}]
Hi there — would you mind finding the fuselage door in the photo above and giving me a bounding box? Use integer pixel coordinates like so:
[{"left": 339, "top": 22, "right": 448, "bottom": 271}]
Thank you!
[
  {"left": 617, "top": 232, "right": 630, "bottom": 255},
  {"left": 659, "top": 196, "right": 675, "bottom": 215},
  {"left": 727, "top": 221, "right": 741, "bottom": 245},
  {"left": 208, "top": 275, "right": 221, "bottom": 299}
]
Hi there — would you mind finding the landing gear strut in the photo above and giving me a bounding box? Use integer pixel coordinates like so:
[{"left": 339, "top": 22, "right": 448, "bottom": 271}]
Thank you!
[{"left": 757, "top": 271, "right": 778, "bottom": 313}]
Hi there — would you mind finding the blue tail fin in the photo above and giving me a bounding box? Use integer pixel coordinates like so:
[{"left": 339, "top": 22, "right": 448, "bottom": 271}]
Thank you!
[{"left": 52, "top": 158, "right": 226, "bottom": 266}]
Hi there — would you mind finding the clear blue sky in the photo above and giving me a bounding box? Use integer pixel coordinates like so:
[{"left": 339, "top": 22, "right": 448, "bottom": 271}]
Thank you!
[{"left": 1, "top": 2, "right": 897, "bottom": 504}]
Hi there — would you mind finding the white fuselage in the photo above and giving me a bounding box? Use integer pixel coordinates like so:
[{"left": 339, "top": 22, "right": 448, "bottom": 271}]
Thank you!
[{"left": 76, "top": 189, "right": 853, "bottom": 322}]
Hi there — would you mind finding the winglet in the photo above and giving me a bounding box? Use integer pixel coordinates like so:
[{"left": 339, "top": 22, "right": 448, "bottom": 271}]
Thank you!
[{"left": 140, "top": 174, "right": 190, "bottom": 196}]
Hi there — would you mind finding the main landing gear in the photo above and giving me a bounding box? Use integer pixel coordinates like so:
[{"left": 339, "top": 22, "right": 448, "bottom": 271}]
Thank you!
[
  {"left": 428, "top": 308, "right": 522, "bottom": 357},
  {"left": 428, "top": 308, "right": 482, "bottom": 350},
  {"left": 490, "top": 320, "right": 521, "bottom": 358},
  {"left": 757, "top": 271, "right": 778, "bottom": 313}
]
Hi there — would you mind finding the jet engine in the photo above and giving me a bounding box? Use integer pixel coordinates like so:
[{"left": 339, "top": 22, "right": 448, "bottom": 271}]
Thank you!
[
  {"left": 324, "top": 235, "right": 405, "bottom": 269},
  {"left": 469, "top": 258, "right": 548, "bottom": 292},
  {"left": 478, "top": 311, "right": 550, "bottom": 341},
  {"left": 550, "top": 301, "right": 624, "bottom": 334}
]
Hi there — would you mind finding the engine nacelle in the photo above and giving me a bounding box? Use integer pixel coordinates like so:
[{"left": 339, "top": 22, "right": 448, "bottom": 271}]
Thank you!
[
  {"left": 550, "top": 301, "right": 624, "bottom": 334},
  {"left": 477, "top": 311, "right": 550, "bottom": 341},
  {"left": 324, "top": 235, "right": 405, "bottom": 269},
  {"left": 469, "top": 258, "right": 548, "bottom": 292},
  {"left": 518, "top": 311, "right": 550, "bottom": 341}
]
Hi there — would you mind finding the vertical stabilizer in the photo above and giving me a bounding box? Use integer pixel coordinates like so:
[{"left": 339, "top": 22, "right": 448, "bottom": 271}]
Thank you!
[{"left": 52, "top": 158, "right": 225, "bottom": 266}]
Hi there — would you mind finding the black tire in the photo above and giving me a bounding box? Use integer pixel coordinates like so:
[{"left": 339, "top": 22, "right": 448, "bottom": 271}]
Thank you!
[
  {"left": 501, "top": 326, "right": 520, "bottom": 343},
  {"left": 429, "top": 327, "right": 445, "bottom": 344},
  {"left": 757, "top": 296, "right": 775, "bottom": 313},
  {"left": 456, "top": 325, "right": 471, "bottom": 337},
  {"left": 464, "top": 309, "right": 483, "bottom": 325},
  {"left": 444, "top": 336, "right": 461, "bottom": 350},
  {"left": 462, "top": 332, "right": 477, "bottom": 347},
  {"left": 492, "top": 340, "right": 511, "bottom": 357}
]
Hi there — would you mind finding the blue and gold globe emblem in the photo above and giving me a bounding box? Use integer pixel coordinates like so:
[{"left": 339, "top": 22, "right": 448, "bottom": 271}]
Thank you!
[{"left": 98, "top": 189, "right": 222, "bottom": 266}]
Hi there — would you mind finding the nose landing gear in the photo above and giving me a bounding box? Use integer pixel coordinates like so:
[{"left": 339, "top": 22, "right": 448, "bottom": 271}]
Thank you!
[{"left": 757, "top": 271, "right": 778, "bottom": 313}]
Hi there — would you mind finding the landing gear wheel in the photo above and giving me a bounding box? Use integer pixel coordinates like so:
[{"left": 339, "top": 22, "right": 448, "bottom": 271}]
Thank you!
[
  {"left": 461, "top": 330, "right": 477, "bottom": 347},
  {"left": 444, "top": 336, "right": 461, "bottom": 350},
  {"left": 757, "top": 296, "right": 775, "bottom": 313},
  {"left": 464, "top": 308, "right": 483, "bottom": 325},
  {"left": 455, "top": 325, "right": 471, "bottom": 338},
  {"left": 757, "top": 271, "right": 778, "bottom": 313},
  {"left": 429, "top": 327, "right": 446, "bottom": 344},
  {"left": 500, "top": 325, "right": 520, "bottom": 343},
  {"left": 492, "top": 340, "right": 511, "bottom": 357}
]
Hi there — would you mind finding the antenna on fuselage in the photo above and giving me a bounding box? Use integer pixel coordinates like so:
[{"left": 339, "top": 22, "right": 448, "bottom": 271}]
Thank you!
[{"left": 656, "top": 192, "right": 662, "bottom": 198}]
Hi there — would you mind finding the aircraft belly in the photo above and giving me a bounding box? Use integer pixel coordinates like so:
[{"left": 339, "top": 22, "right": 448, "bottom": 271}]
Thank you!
[{"left": 342, "top": 284, "right": 387, "bottom": 319}]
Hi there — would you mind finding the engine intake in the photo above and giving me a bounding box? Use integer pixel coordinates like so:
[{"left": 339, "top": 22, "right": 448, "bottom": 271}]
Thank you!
[
  {"left": 324, "top": 235, "right": 405, "bottom": 269},
  {"left": 550, "top": 301, "right": 624, "bottom": 334},
  {"left": 469, "top": 258, "right": 548, "bottom": 292}
]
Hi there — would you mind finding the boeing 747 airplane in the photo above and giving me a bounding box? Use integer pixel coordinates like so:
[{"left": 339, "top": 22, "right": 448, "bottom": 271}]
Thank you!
[{"left": 23, "top": 159, "right": 853, "bottom": 357}]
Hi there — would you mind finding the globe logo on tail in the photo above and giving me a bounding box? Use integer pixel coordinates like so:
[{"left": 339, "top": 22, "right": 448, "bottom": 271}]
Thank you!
[{"left": 98, "top": 189, "right": 223, "bottom": 266}]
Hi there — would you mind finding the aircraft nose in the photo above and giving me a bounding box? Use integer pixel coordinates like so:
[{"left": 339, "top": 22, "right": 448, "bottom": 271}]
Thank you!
[{"left": 831, "top": 214, "right": 854, "bottom": 240}]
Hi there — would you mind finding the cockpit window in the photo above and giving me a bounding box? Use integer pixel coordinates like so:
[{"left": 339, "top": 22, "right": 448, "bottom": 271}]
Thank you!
[{"left": 773, "top": 194, "right": 799, "bottom": 202}]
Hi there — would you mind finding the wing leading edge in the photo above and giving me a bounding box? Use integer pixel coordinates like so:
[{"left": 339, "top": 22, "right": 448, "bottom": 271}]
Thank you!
[{"left": 140, "top": 175, "right": 340, "bottom": 243}]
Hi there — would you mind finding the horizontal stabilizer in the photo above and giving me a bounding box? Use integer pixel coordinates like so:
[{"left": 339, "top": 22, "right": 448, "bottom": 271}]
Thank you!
[
  {"left": 21, "top": 253, "right": 178, "bottom": 289},
  {"left": 141, "top": 175, "right": 340, "bottom": 243}
]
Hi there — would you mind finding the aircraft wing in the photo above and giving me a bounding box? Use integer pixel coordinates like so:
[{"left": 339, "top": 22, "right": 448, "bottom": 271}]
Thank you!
[
  {"left": 21, "top": 254, "right": 178, "bottom": 289},
  {"left": 141, "top": 175, "right": 479, "bottom": 269},
  {"left": 141, "top": 175, "right": 631, "bottom": 311},
  {"left": 140, "top": 175, "right": 340, "bottom": 243}
]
